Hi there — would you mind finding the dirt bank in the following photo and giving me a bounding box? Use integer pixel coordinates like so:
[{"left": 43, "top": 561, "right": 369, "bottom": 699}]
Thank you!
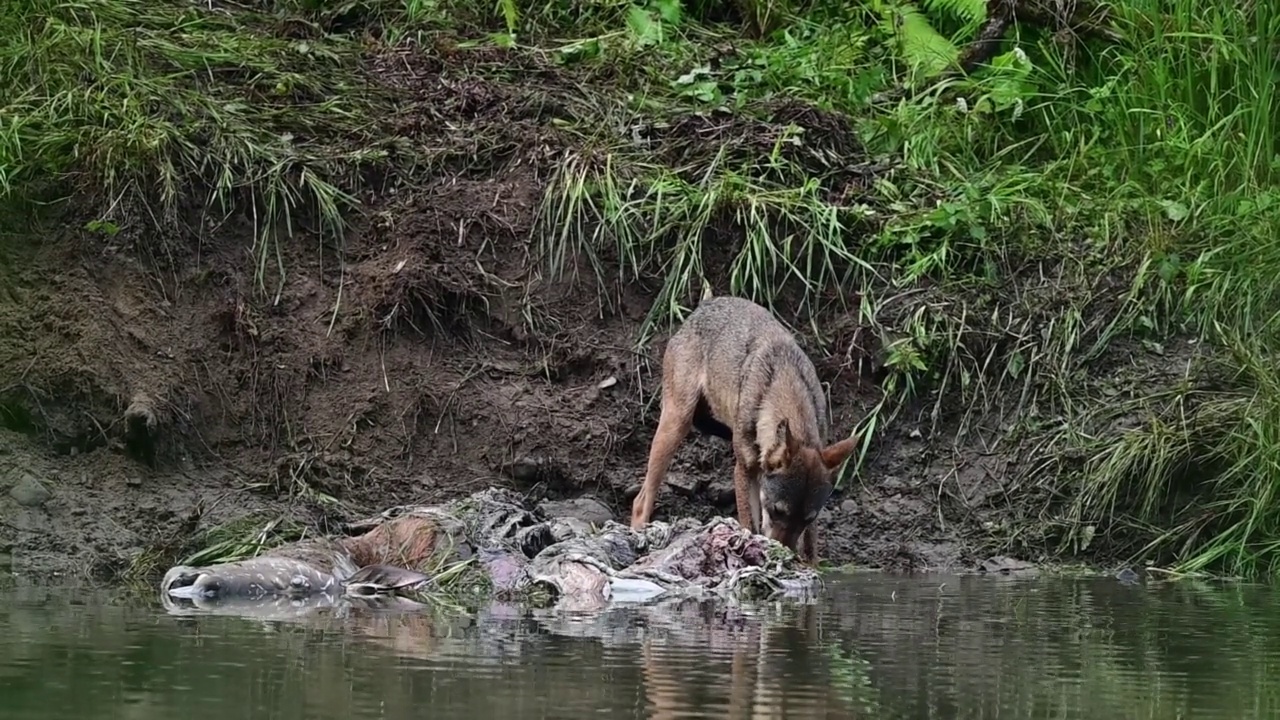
[
  {"left": 0, "top": 198, "right": 949, "bottom": 579},
  {"left": 0, "top": 37, "right": 1143, "bottom": 583}
]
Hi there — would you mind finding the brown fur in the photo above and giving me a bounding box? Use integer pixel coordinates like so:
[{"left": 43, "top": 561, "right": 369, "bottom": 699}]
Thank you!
[
  {"left": 629, "top": 295, "right": 859, "bottom": 564},
  {"left": 341, "top": 515, "right": 442, "bottom": 569}
]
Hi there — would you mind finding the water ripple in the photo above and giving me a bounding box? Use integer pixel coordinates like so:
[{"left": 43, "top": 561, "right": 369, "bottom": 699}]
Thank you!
[{"left": 2, "top": 574, "right": 1280, "bottom": 719}]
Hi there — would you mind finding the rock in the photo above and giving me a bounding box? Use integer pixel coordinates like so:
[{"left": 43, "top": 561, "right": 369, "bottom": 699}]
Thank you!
[
  {"left": 666, "top": 472, "right": 704, "bottom": 497},
  {"left": 505, "top": 457, "right": 544, "bottom": 484},
  {"left": 9, "top": 474, "right": 51, "bottom": 508},
  {"left": 536, "top": 497, "right": 614, "bottom": 527},
  {"left": 124, "top": 394, "right": 160, "bottom": 466},
  {"left": 839, "top": 499, "right": 858, "bottom": 514},
  {"left": 1114, "top": 567, "right": 1141, "bottom": 585},
  {"left": 502, "top": 455, "right": 577, "bottom": 490}
]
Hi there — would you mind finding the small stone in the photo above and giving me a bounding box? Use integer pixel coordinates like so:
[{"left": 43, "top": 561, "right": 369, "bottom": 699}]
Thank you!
[
  {"left": 536, "top": 497, "right": 614, "bottom": 527},
  {"left": 10, "top": 475, "right": 51, "bottom": 508},
  {"left": 1114, "top": 567, "right": 1141, "bottom": 585},
  {"left": 840, "top": 499, "right": 858, "bottom": 514},
  {"left": 666, "top": 472, "right": 705, "bottom": 497},
  {"left": 505, "top": 457, "right": 544, "bottom": 484}
]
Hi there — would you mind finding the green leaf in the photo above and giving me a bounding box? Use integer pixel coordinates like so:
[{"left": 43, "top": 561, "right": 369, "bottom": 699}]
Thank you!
[
  {"left": 652, "top": 0, "right": 683, "bottom": 24},
  {"left": 889, "top": 3, "right": 960, "bottom": 78},
  {"left": 1159, "top": 199, "right": 1190, "bottom": 222},
  {"left": 627, "top": 6, "right": 660, "bottom": 46},
  {"left": 921, "top": 0, "right": 986, "bottom": 24}
]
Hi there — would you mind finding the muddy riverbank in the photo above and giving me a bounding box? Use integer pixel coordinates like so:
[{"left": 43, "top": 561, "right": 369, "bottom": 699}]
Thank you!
[
  {"left": 0, "top": 185, "right": 968, "bottom": 579},
  {"left": 0, "top": 17, "right": 1193, "bottom": 582}
]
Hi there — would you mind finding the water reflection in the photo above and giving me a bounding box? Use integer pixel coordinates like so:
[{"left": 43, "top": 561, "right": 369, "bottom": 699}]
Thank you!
[{"left": 2, "top": 573, "right": 1279, "bottom": 719}]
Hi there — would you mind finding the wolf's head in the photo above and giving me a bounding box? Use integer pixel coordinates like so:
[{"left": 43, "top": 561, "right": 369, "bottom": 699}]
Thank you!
[{"left": 759, "top": 418, "right": 858, "bottom": 559}]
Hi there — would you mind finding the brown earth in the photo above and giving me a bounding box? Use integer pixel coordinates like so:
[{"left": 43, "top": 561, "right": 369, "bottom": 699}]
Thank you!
[{"left": 0, "top": 41, "right": 1052, "bottom": 582}]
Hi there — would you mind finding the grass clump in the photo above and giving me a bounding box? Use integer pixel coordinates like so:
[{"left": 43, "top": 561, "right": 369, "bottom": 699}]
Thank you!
[
  {"left": 0, "top": 0, "right": 389, "bottom": 295},
  {"left": 1032, "top": 1, "right": 1280, "bottom": 577},
  {"left": 122, "top": 511, "right": 308, "bottom": 585}
]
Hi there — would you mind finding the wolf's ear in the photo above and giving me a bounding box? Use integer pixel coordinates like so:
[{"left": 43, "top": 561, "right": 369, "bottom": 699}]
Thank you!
[
  {"left": 820, "top": 434, "right": 858, "bottom": 470},
  {"left": 781, "top": 418, "right": 801, "bottom": 457},
  {"left": 765, "top": 418, "right": 799, "bottom": 471}
]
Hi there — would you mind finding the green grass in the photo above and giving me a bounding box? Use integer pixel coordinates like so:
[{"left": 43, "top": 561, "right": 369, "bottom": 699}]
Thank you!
[
  {"left": 0, "top": 0, "right": 389, "bottom": 297},
  {"left": 1026, "top": 1, "right": 1280, "bottom": 577},
  {"left": 3, "top": 0, "right": 1280, "bottom": 578},
  {"left": 122, "top": 511, "right": 309, "bottom": 585}
]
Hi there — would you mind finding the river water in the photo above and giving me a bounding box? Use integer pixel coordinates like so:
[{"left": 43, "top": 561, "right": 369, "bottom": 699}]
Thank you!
[{"left": 1, "top": 571, "right": 1276, "bottom": 719}]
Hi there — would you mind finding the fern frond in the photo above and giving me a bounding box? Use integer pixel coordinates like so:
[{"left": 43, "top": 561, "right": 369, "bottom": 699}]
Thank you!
[
  {"left": 921, "top": 0, "right": 986, "bottom": 25},
  {"left": 892, "top": 3, "right": 960, "bottom": 78}
]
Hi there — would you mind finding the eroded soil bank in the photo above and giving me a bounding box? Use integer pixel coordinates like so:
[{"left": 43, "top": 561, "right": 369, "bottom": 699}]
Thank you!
[{"left": 0, "top": 37, "right": 1135, "bottom": 583}]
